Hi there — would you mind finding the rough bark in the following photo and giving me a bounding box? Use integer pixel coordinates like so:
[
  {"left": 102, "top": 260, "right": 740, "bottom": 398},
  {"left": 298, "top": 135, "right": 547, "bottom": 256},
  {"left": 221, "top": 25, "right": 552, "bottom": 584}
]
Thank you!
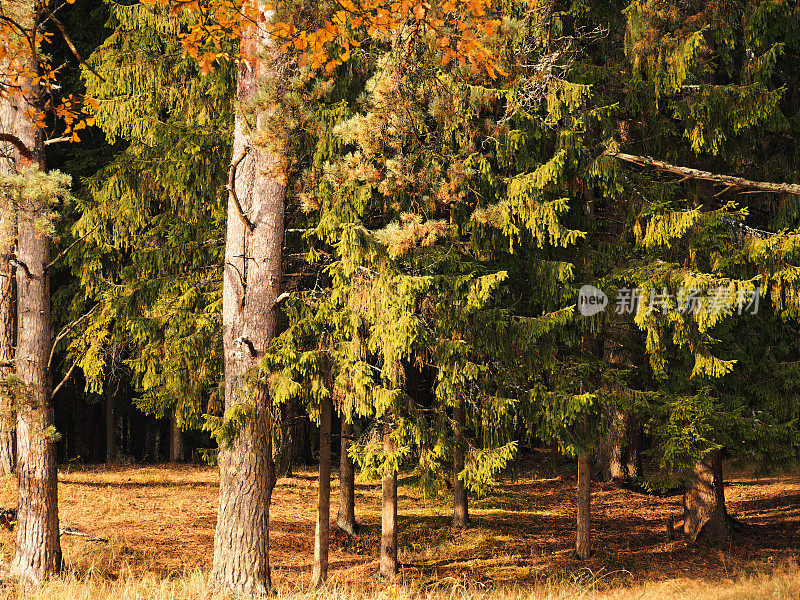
[
  {"left": 452, "top": 399, "right": 470, "bottom": 529},
  {"left": 169, "top": 411, "right": 183, "bottom": 463},
  {"left": 209, "top": 2, "right": 287, "bottom": 594},
  {"left": 336, "top": 418, "right": 358, "bottom": 536},
  {"left": 104, "top": 384, "right": 115, "bottom": 464},
  {"left": 575, "top": 450, "right": 592, "bottom": 560},
  {"left": 310, "top": 394, "right": 332, "bottom": 588},
  {"left": 380, "top": 428, "right": 398, "bottom": 580},
  {"left": 4, "top": 22, "right": 62, "bottom": 580},
  {"left": 0, "top": 98, "right": 17, "bottom": 476},
  {"left": 683, "top": 450, "right": 731, "bottom": 546}
]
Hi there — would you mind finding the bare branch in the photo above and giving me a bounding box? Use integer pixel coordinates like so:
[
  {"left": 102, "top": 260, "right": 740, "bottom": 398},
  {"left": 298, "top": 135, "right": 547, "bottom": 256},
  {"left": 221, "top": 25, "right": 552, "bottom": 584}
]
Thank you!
[
  {"left": 51, "top": 346, "right": 90, "bottom": 400},
  {"left": 45, "top": 224, "right": 99, "bottom": 272},
  {"left": 0, "top": 133, "right": 34, "bottom": 162},
  {"left": 48, "top": 304, "right": 99, "bottom": 370},
  {"left": 39, "top": 4, "right": 106, "bottom": 83},
  {"left": 605, "top": 151, "right": 800, "bottom": 197},
  {"left": 43, "top": 136, "right": 71, "bottom": 146},
  {"left": 228, "top": 149, "right": 255, "bottom": 233}
]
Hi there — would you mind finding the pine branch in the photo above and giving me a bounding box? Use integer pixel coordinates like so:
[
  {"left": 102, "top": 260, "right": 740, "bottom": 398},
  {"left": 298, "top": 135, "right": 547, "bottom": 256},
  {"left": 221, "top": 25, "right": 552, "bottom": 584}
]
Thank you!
[{"left": 605, "top": 151, "right": 800, "bottom": 197}]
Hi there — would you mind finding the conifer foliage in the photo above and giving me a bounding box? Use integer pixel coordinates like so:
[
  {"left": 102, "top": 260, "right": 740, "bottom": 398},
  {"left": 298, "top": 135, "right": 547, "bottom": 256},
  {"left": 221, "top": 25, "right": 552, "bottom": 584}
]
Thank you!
[{"left": 1, "top": 0, "right": 800, "bottom": 590}]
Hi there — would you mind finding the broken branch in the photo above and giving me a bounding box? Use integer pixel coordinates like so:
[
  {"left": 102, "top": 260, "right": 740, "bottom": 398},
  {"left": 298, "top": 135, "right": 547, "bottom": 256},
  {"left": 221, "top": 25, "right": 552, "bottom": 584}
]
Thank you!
[{"left": 605, "top": 151, "right": 800, "bottom": 197}]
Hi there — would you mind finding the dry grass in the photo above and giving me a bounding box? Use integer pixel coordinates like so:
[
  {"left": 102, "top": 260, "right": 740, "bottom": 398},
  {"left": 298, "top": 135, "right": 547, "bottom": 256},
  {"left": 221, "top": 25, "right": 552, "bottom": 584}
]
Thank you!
[
  {"left": 4, "top": 565, "right": 800, "bottom": 600},
  {"left": 0, "top": 461, "right": 798, "bottom": 599}
]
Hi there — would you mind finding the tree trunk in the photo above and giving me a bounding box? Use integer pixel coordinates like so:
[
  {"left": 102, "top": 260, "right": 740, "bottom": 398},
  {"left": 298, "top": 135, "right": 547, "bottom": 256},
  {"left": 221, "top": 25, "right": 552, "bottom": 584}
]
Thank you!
[
  {"left": 0, "top": 224, "right": 14, "bottom": 476},
  {"left": 210, "top": 2, "right": 287, "bottom": 594},
  {"left": 452, "top": 399, "right": 470, "bottom": 529},
  {"left": 310, "top": 395, "right": 332, "bottom": 588},
  {"left": 5, "top": 28, "right": 62, "bottom": 581},
  {"left": 626, "top": 415, "right": 642, "bottom": 479},
  {"left": 336, "top": 418, "right": 358, "bottom": 535},
  {"left": 683, "top": 449, "right": 731, "bottom": 546},
  {"left": 169, "top": 411, "right": 183, "bottom": 463},
  {"left": 595, "top": 412, "right": 626, "bottom": 482},
  {"left": 575, "top": 450, "right": 592, "bottom": 560},
  {"left": 104, "top": 384, "right": 115, "bottom": 464},
  {"left": 0, "top": 95, "right": 16, "bottom": 476},
  {"left": 380, "top": 428, "right": 398, "bottom": 580}
]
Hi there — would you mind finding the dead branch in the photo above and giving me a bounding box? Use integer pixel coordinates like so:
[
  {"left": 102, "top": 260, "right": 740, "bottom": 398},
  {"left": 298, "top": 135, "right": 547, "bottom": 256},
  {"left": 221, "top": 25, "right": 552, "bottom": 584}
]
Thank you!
[
  {"left": 45, "top": 224, "right": 100, "bottom": 272},
  {"left": 39, "top": 5, "right": 106, "bottom": 83},
  {"left": 0, "top": 133, "right": 33, "bottom": 162},
  {"left": 51, "top": 345, "right": 90, "bottom": 399},
  {"left": 605, "top": 151, "right": 800, "bottom": 197},
  {"left": 60, "top": 528, "right": 108, "bottom": 543},
  {"left": 227, "top": 149, "right": 255, "bottom": 234},
  {"left": 48, "top": 304, "right": 99, "bottom": 369}
]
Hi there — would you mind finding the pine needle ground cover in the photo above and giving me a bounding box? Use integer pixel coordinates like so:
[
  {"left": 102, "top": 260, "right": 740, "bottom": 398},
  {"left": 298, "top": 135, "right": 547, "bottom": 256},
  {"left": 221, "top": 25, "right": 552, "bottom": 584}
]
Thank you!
[{"left": 0, "top": 461, "right": 798, "bottom": 598}]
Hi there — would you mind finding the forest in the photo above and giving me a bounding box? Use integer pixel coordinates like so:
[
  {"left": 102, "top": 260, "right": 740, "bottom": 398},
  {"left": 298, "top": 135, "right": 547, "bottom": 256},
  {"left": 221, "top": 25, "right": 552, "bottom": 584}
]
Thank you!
[{"left": 0, "top": 0, "right": 799, "bottom": 598}]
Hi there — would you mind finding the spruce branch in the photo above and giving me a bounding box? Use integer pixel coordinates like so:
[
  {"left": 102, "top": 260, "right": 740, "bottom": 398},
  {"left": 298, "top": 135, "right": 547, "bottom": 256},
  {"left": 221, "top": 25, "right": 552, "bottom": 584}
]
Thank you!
[{"left": 606, "top": 151, "right": 800, "bottom": 197}]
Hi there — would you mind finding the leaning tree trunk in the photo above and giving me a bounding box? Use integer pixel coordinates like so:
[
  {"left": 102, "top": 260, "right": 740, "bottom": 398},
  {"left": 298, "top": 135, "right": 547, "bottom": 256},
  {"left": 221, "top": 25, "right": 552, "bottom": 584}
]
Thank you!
[
  {"left": 336, "top": 418, "right": 358, "bottom": 535},
  {"left": 209, "top": 2, "right": 287, "bottom": 594},
  {"left": 169, "top": 411, "right": 183, "bottom": 463},
  {"left": 380, "top": 427, "right": 398, "bottom": 580},
  {"left": 452, "top": 398, "right": 470, "bottom": 529},
  {"left": 311, "top": 394, "right": 332, "bottom": 588},
  {"left": 575, "top": 450, "right": 592, "bottom": 560},
  {"left": 683, "top": 449, "right": 731, "bottom": 546}
]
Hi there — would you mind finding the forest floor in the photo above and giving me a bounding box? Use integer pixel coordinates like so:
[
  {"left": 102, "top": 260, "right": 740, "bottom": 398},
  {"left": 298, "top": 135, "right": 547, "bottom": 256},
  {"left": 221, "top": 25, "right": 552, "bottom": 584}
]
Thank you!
[{"left": 0, "top": 458, "right": 798, "bottom": 598}]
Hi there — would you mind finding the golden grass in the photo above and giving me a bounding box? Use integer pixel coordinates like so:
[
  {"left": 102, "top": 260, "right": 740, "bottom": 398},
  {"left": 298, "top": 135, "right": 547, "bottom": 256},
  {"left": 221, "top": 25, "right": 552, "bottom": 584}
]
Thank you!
[
  {"left": 0, "top": 463, "right": 798, "bottom": 598},
  {"left": 4, "top": 563, "right": 800, "bottom": 600}
]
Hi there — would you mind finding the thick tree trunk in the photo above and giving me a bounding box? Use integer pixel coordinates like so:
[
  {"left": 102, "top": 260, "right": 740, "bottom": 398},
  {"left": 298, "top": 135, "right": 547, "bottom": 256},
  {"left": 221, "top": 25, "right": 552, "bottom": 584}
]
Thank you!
[
  {"left": 5, "top": 32, "right": 62, "bottom": 581},
  {"left": 311, "top": 395, "right": 332, "bottom": 588},
  {"left": 380, "top": 428, "right": 398, "bottom": 580},
  {"left": 210, "top": 2, "right": 286, "bottom": 594},
  {"left": 683, "top": 450, "right": 731, "bottom": 546},
  {"left": 104, "top": 384, "right": 115, "bottom": 464},
  {"left": 336, "top": 418, "right": 358, "bottom": 535},
  {"left": 575, "top": 450, "right": 592, "bottom": 560},
  {"left": 169, "top": 411, "right": 183, "bottom": 463},
  {"left": 452, "top": 399, "right": 470, "bottom": 529}
]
